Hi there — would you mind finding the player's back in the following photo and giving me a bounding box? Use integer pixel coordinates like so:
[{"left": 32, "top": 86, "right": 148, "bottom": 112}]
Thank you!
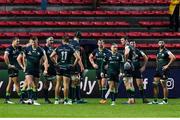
[{"left": 56, "top": 44, "right": 75, "bottom": 66}]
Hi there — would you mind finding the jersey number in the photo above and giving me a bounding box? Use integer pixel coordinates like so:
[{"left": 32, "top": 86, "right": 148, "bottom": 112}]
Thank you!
[{"left": 61, "top": 51, "right": 68, "bottom": 61}]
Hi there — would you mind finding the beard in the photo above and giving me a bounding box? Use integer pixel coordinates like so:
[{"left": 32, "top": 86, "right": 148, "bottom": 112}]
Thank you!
[{"left": 160, "top": 45, "right": 165, "bottom": 49}]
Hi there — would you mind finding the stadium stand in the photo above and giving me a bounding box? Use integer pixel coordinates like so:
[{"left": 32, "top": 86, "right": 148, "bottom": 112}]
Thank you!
[{"left": 0, "top": 0, "right": 179, "bottom": 68}]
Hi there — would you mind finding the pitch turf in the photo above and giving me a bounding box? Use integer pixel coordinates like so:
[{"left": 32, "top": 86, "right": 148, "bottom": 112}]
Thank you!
[{"left": 0, "top": 98, "right": 180, "bottom": 118}]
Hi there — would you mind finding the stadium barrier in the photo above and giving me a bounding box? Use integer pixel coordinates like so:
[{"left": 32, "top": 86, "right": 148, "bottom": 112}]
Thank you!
[{"left": 0, "top": 68, "right": 179, "bottom": 98}]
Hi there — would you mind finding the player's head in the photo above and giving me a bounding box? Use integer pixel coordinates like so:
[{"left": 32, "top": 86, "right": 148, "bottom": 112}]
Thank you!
[
  {"left": 74, "top": 31, "right": 81, "bottom": 40},
  {"left": 12, "top": 37, "right": 20, "bottom": 46},
  {"left": 26, "top": 37, "right": 34, "bottom": 47},
  {"left": 130, "top": 41, "right": 136, "bottom": 47},
  {"left": 158, "top": 40, "right": 165, "bottom": 49},
  {"left": 46, "top": 36, "right": 54, "bottom": 45},
  {"left": 31, "top": 36, "right": 38, "bottom": 47},
  {"left": 120, "top": 36, "right": 128, "bottom": 46},
  {"left": 111, "top": 43, "right": 118, "bottom": 53},
  {"left": 62, "top": 35, "right": 69, "bottom": 44},
  {"left": 97, "top": 39, "right": 104, "bottom": 48}
]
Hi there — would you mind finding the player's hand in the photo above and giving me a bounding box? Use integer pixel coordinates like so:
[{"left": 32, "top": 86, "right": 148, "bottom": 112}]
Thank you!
[
  {"left": 162, "top": 65, "right": 169, "bottom": 71},
  {"left": 71, "top": 64, "right": 75, "bottom": 68},
  {"left": 43, "top": 70, "right": 48, "bottom": 76},
  {"left": 100, "top": 72, "right": 104, "bottom": 78},
  {"left": 22, "top": 67, "right": 26, "bottom": 72},
  {"left": 119, "top": 73, "right": 124, "bottom": 79},
  {"left": 8, "top": 64, "right": 16, "bottom": 69},
  {"left": 80, "top": 66, "right": 85, "bottom": 72},
  {"left": 140, "top": 66, "right": 146, "bottom": 72},
  {"left": 93, "top": 63, "right": 98, "bottom": 69},
  {"left": 54, "top": 63, "right": 59, "bottom": 69},
  {"left": 104, "top": 65, "right": 108, "bottom": 70}
]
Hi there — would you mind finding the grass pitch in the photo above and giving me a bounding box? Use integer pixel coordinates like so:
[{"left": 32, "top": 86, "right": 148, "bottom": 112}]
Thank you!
[{"left": 0, "top": 98, "right": 180, "bottom": 118}]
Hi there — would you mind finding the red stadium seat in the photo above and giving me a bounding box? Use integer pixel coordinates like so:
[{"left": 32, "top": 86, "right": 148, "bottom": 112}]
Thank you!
[
  {"left": 0, "top": 10, "right": 169, "bottom": 16},
  {"left": 44, "top": 21, "right": 58, "bottom": 26},
  {"left": 91, "top": 33, "right": 104, "bottom": 37},
  {"left": 17, "top": 32, "right": 30, "bottom": 37},
  {"left": 102, "top": 32, "right": 114, "bottom": 37},
  {"left": 54, "top": 32, "right": 65, "bottom": 37},
  {"left": 0, "top": 55, "right": 4, "bottom": 62},
  {"left": 41, "top": 32, "right": 54, "bottom": 37},
  {"left": 81, "top": 32, "right": 91, "bottom": 37},
  {"left": 3, "top": 32, "right": 16, "bottom": 37},
  {"left": 0, "top": 0, "right": 6, "bottom": 4},
  {"left": 1, "top": 32, "right": 180, "bottom": 38},
  {"left": 81, "top": 22, "right": 94, "bottom": 26},
  {"left": 94, "top": 22, "right": 106, "bottom": 26},
  {"left": 56, "top": 21, "right": 69, "bottom": 26}
]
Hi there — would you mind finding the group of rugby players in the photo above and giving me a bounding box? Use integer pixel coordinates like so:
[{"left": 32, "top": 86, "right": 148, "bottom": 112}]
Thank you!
[{"left": 3, "top": 32, "right": 176, "bottom": 105}]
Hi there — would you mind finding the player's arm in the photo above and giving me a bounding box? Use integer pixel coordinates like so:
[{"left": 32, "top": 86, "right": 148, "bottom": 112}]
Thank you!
[
  {"left": 119, "top": 54, "right": 124, "bottom": 77},
  {"left": 41, "top": 50, "right": 49, "bottom": 74},
  {"left": 124, "top": 46, "right": 130, "bottom": 62},
  {"left": 4, "top": 48, "right": 15, "bottom": 69},
  {"left": 76, "top": 50, "right": 84, "bottom": 72},
  {"left": 17, "top": 53, "right": 25, "bottom": 70},
  {"left": 50, "top": 50, "right": 57, "bottom": 64},
  {"left": 100, "top": 57, "right": 107, "bottom": 78},
  {"left": 162, "top": 51, "right": 176, "bottom": 70},
  {"left": 140, "top": 51, "right": 148, "bottom": 72},
  {"left": 72, "top": 52, "right": 80, "bottom": 67},
  {"left": 89, "top": 52, "right": 98, "bottom": 69}
]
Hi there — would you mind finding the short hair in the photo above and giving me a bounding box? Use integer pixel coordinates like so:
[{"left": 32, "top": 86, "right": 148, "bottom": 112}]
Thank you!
[
  {"left": 121, "top": 36, "right": 129, "bottom": 41},
  {"left": 158, "top": 40, "right": 165, "bottom": 44},
  {"left": 30, "top": 36, "right": 38, "bottom": 41},
  {"left": 12, "top": 37, "right": 19, "bottom": 42},
  {"left": 62, "top": 35, "right": 69, "bottom": 43},
  {"left": 46, "top": 37, "right": 54, "bottom": 42},
  {"left": 130, "top": 41, "right": 135, "bottom": 44},
  {"left": 75, "top": 31, "right": 81, "bottom": 38},
  {"left": 97, "top": 39, "right": 104, "bottom": 44}
]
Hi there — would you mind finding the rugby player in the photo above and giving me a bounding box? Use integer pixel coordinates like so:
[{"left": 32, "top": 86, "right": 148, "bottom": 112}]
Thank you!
[
  {"left": 148, "top": 40, "right": 176, "bottom": 104},
  {"left": 42, "top": 37, "right": 56, "bottom": 104},
  {"left": 69, "top": 32, "right": 86, "bottom": 104},
  {"left": 50, "top": 36, "right": 79, "bottom": 105},
  {"left": 4, "top": 37, "right": 23, "bottom": 104},
  {"left": 130, "top": 41, "right": 149, "bottom": 103},
  {"left": 89, "top": 39, "right": 109, "bottom": 104},
  {"left": 18, "top": 37, "right": 48, "bottom": 105},
  {"left": 120, "top": 36, "right": 135, "bottom": 104},
  {"left": 17, "top": 38, "right": 34, "bottom": 102},
  {"left": 105, "top": 44, "right": 124, "bottom": 105}
]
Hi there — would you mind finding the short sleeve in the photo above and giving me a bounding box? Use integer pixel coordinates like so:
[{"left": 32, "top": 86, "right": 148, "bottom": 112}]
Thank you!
[
  {"left": 4, "top": 47, "right": 11, "bottom": 55},
  {"left": 91, "top": 49, "right": 97, "bottom": 56}
]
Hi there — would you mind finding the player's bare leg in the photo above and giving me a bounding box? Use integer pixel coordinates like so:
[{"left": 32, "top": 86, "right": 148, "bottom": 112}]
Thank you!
[
  {"left": 54, "top": 75, "right": 62, "bottom": 104},
  {"left": 63, "top": 76, "right": 71, "bottom": 104},
  {"left": 25, "top": 75, "right": 34, "bottom": 104},
  {"left": 109, "top": 81, "right": 115, "bottom": 105},
  {"left": 136, "top": 78, "right": 149, "bottom": 103},
  {"left": 159, "top": 79, "right": 168, "bottom": 104},
  {"left": 5, "top": 77, "right": 14, "bottom": 104},
  {"left": 100, "top": 78, "right": 107, "bottom": 104},
  {"left": 32, "top": 77, "right": 40, "bottom": 105},
  {"left": 123, "top": 77, "right": 135, "bottom": 104},
  {"left": 148, "top": 77, "right": 160, "bottom": 104}
]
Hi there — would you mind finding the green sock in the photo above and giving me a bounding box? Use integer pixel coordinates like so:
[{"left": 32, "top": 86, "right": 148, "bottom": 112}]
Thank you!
[{"left": 5, "top": 92, "right": 10, "bottom": 100}]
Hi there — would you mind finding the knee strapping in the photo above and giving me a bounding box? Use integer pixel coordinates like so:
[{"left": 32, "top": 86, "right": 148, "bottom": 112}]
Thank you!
[{"left": 153, "top": 81, "right": 159, "bottom": 87}]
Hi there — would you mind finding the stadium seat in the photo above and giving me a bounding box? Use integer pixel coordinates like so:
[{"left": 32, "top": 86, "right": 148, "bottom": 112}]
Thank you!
[
  {"left": 1, "top": 32, "right": 180, "bottom": 38},
  {"left": 0, "top": 55, "right": 4, "bottom": 62},
  {"left": 0, "top": 0, "right": 169, "bottom": 5},
  {"left": 139, "top": 21, "right": 170, "bottom": 27},
  {"left": 0, "top": 10, "right": 169, "bottom": 16}
]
